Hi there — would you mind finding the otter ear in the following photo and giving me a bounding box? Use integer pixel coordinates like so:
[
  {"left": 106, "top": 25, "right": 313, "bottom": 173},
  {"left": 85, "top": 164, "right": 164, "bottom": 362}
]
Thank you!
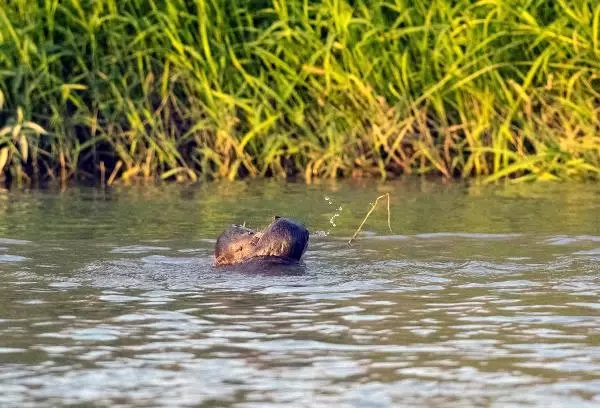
[{"left": 273, "top": 215, "right": 281, "bottom": 220}]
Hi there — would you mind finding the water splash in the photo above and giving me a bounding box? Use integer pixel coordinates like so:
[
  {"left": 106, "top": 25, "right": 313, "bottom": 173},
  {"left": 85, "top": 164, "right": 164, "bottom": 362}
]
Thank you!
[
  {"left": 329, "top": 206, "right": 343, "bottom": 228},
  {"left": 323, "top": 195, "right": 343, "bottom": 236}
]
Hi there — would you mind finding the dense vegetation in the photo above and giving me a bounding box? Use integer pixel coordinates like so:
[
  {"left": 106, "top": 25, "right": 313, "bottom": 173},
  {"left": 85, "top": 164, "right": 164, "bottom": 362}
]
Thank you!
[{"left": 0, "top": 0, "right": 599, "bottom": 185}]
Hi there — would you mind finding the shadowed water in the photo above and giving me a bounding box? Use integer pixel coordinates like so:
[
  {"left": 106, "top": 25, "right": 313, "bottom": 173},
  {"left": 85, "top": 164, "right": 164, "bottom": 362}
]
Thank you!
[{"left": 0, "top": 180, "right": 599, "bottom": 407}]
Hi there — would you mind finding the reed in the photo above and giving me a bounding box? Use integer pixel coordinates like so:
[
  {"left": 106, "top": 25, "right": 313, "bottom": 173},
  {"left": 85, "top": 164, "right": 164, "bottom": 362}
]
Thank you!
[
  {"left": 348, "top": 193, "right": 392, "bottom": 245},
  {"left": 0, "top": 0, "right": 599, "bottom": 185}
]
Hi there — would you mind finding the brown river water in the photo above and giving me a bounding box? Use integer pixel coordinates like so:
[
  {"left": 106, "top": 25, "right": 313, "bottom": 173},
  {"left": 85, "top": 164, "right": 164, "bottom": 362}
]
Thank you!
[{"left": 0, "top": 180, "right": 599, "bottom": 407}]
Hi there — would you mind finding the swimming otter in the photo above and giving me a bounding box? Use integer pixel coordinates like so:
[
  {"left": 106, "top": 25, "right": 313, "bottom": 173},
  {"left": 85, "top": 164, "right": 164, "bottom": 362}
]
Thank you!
[{"left": 214, "top": 217, "right": 309, "bottom": 266}]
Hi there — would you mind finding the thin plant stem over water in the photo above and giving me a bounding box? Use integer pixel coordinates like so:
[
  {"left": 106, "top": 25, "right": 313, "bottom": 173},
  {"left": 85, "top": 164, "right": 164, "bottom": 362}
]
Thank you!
[{"left": 348, "top": 193, "right": 393, "bottom": 245}]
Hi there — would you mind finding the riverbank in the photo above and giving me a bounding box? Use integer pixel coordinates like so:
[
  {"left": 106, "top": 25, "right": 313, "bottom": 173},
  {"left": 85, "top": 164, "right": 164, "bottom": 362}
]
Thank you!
[{"left": 1, "top": 0, "right": 599, "bottom": 186}]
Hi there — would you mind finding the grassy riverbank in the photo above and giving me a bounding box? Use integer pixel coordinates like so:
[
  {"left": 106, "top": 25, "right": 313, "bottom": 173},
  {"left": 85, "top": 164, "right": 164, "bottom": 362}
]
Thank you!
[{"left": 1, "top": 0, "right": 599, "bottom": 185}]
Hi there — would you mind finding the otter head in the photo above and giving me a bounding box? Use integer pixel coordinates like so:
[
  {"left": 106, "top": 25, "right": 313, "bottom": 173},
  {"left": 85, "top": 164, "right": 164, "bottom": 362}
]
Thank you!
[
  {"left": 253, "top": 217, "right": 309, "bottom": 261},
  {"left": 214, "top": 224, "right": 258, "bottom": 266},
  {"left": 214, "top": 217, "right": 309, "bottom": 266}
]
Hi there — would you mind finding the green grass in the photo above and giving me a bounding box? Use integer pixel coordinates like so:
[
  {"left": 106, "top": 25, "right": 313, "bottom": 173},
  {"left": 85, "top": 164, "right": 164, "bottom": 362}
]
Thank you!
[{"left": 0, "top": 0, "right": 599, "bottom": 186}]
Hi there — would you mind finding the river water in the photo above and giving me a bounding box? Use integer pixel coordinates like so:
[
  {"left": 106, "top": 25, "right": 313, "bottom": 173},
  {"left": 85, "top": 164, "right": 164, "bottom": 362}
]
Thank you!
[{"left": 0, "top": 180, "right": 599, "bottom": 407}]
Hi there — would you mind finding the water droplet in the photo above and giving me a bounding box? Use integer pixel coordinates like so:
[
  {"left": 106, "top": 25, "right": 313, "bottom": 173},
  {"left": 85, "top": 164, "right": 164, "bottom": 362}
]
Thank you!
[{"left": 323, "top": 195, "right": 343, "bottom": 235}]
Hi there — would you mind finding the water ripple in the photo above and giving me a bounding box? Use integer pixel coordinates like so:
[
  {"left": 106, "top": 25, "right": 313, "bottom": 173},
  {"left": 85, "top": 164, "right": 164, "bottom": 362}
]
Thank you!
[{"left": 1, "top": 229, "right": 600, "bottom": 407}]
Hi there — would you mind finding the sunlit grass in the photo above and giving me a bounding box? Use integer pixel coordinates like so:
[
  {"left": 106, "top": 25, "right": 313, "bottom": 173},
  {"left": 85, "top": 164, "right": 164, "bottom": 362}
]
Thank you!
[{"left": 0, "top": 0, "right": 599, "bottom": 185}]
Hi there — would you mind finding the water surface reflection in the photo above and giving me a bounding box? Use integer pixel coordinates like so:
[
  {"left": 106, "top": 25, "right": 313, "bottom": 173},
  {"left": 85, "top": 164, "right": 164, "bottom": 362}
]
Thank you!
[{"left": 0, "top": 181, "right": 599, "bottom": 407}]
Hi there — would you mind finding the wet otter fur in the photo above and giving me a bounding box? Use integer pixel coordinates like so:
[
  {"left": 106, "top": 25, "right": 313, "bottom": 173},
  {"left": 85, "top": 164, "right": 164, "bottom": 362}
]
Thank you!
[{"left": 214, "top": 217, "right": 309, "bottom": 266}]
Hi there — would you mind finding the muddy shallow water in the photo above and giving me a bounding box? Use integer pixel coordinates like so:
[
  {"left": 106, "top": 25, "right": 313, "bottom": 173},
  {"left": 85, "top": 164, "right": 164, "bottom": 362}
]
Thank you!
[{"left": 0, "top": 180, "right": 599, "bottom": 407}]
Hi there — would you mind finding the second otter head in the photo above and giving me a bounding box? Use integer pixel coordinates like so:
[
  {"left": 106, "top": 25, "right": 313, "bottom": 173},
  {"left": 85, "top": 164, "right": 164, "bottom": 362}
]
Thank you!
[
  {"left": 253, "top": 217, "right": 309, "bottom": 261},
  {"left": 214, "top": 224, "right": 258, "bottom": 266}
]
